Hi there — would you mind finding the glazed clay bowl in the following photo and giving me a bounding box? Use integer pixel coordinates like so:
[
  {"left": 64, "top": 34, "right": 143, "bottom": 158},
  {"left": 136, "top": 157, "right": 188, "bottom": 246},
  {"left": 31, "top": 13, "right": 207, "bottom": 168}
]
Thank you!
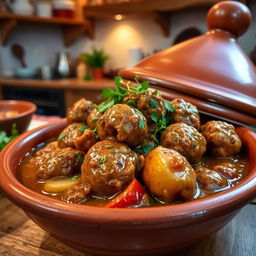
[
  {"left": 0, "top": 100, "right": 36, "bottom": 135},
  {"left": 0, "top": 119, "right": 256, "bottom": 256}
]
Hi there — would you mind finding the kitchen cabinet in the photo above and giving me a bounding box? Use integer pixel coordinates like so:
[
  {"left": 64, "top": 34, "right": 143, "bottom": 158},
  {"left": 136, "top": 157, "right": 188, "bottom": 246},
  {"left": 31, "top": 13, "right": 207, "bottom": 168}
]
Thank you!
[
  {"left": 0, "top": 78, "right": 114, "bottom": 117},
  {"left": 0, "top": 12, "right": 94, "bottom": 46},
  {"left": 84, "top": 0, "right": 247, "bottom": 37}
]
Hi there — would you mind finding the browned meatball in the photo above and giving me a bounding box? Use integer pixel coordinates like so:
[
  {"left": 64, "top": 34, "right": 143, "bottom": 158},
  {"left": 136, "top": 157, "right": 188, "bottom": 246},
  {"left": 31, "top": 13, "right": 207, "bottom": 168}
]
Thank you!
[
  {"left": 58, "top": 122, "right": 87, "bottom": 149},
  {"left": 171, "top": 99, "right": 200, "bottom": 130},
  {"left": 143, "top": 146, "right": 196, "bottom": 203},
  {"left": 87, "top": 108, "right": 102, "bottom": 130},
  {"left": 201, "top": 121, "right": 241, "bottom": 157},
  {"left": 81, "top": 139, "right": 138, "bottom": 196},
  {"left": 74, "top": 129, "right": 98, "bottom": 152},
  {"left": 61, "top": 182, "right": 91, "bottom": 204},
  {"left": 35, "top": 147, "right": 84, "bottom": 180},
  {"left": 161, "top": 123, "right": 206, "bottom": 163},
  {"left": 195, "top": 166, "right": 229, "bottom": 191},
  {"left": 97, "top": 104, "right": 148, "bottom": 147},
  {"left": 67, "top": 98, "right": 95, "bottom": 123},
  {"left": 122, "top": 91, "right": 166, "bottom": 123}
]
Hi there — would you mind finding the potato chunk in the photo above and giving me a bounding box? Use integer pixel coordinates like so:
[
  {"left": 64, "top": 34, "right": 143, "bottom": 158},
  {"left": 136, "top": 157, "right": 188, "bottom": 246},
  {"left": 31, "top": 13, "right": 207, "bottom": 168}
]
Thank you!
[{"left": 142, "top": 146, "right": 196, "bottom": 203}]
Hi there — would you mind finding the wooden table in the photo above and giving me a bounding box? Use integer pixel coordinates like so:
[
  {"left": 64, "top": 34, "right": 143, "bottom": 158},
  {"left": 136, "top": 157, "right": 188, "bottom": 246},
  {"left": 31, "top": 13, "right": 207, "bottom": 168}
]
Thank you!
[{"left": 0, "top": 197, "right": 255, "bottom": 256}]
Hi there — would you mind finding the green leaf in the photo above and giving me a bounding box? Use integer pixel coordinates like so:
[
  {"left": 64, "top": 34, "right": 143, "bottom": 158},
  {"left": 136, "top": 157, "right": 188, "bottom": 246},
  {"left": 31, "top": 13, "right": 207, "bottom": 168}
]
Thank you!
[
  {"left": 142, "top": 144, "right": 154, "bottom": 154},
  {"left": 163, "top": 100, "right": 175, "bottom": 112},
  {"left": 97, "top": 99, "right": 115, "bottom": 113},
  {"left": 149, "top": 99, "right": 159, "bottom": 108},
  {"left": 58, "top": 133, "right": 66, "bottom": 140},
  {"left": 150, "top": 112, "right": 158, "bottom": 123},
  {"left": 71, "top": 175, "right": 79, "bottom": 181},
  {"left": 152, "top": 89, "right": 159, "bottom": 95},
  {"left": 80, "top": 125, "right": 89, "bottom": 132},
  {"left": 138, "top": 119, "right": 145, "bottom": 129},
  {"left": 99, "top": 156, "right": 107, "bottom": 164},
  {"left": 101, "top": 88, "right": 114, "bottom": 99},
  {"left": 114, "top": 76, "right": 124, "bottom": 86},
  {"left": 126, "top": 100, "right": 135, "bottom": 106}
]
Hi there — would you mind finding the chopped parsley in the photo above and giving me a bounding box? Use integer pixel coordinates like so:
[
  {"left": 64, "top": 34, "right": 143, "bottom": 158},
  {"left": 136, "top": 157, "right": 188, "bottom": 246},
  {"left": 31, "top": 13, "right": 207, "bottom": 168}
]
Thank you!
[
  {"left": 96, "top": 76, "right": 149, "bottom": 113},
  {"left": 126, "top": 100, "right": 136, "bottom": 106},
  {"left": 74, "top": 152, "right": 84, "bottom": 164},
  {"left": 135, "top": 143, "right": 154, "bottom": 155},
  {"left": 80, "top": 125, "right": 89, "bottom": 132},
  {"left": 58, "top": 133, "right": 66, "bottom": 140},
  {"left": 105, "top": 146, "right": 113, "bottom": 149},
  {"left": 99, "top": 156, "right": 107, "bottom": 164},
  {"left": 149, "top": 98, "right": 158, "bottom": 108},
  {"left": 138, "top": 119, "right": 145, "bottom": 129},
  {"left": 163, "top": 100, "right": 175, "bottom": 112},
  {"left": 150, "top": 112, "right": 171, "bottom": 143},
  {"left": 71, "top": 175, "right": 79, "bottom": 181}
]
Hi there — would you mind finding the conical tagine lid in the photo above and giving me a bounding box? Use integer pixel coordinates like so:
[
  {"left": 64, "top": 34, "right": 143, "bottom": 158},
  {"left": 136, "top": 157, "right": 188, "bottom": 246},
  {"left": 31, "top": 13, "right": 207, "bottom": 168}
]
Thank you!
[{"left": 120, "top": 1, "right": 256, "bottom": 127}]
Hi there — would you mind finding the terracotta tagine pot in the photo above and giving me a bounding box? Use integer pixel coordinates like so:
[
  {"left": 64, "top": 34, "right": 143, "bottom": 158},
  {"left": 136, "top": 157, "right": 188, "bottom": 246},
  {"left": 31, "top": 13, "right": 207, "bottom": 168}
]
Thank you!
[{"left": 120, "top": 1, "right": 256, "bottom": 129}]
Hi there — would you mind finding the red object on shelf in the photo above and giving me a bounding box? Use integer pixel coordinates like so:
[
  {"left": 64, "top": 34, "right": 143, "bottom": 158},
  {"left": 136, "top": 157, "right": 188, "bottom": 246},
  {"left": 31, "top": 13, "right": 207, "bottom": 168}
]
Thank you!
[{"left": 53, "top": 9, "right": 74, "bottom": 18}]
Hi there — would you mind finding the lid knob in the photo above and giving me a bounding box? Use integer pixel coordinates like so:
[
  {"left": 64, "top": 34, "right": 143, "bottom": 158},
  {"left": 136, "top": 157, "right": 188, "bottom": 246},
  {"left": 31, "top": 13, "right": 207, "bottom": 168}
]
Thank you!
[{"left": 207, "top": 1, "right": 251, "bottom": 37}]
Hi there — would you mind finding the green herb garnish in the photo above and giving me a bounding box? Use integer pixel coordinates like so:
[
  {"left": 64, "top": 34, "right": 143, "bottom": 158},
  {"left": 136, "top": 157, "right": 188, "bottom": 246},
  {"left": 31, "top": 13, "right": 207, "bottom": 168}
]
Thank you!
[
  {"left": 96, "top": 76, "right": 149, "bottom": 113},
  {"left": 126, "top": 100, "right": 135, "bottom": 106},
  {"left": 149, "top": 98, "right": 159, "bottom": 108},
  {"left": 163, "top": 100, "right": 175, "bottom": 112},
  {"left": 74, "top": 152, "right": 84, "bottom": 164},
  {"left": 105, "top": 146, "right": 113, "bottom": 149},
  {"left": 71, "top": 175, "right": 79, "bottom": 181},
  {"left": 152, "top": 89, "right": 159, "bottom": 95},
  {"left": 135, "top": 144, "right": 154, "bottom": 155},
  {"left": 58, "top": 133, "right": 66, "bottom": 140},
  {"left": 138, "top": 119, "right": 145, "bottom": 129},
  {"left": 80, "top": 125, "right": 89, "bottom": 132},
  {"left": 99, "top": 156, "right": 107, "bottom": 164},
  {"left": 0, "top": 123, "right": 19, "bottom": 151},
  {"left": 150, "top": 112, "right": 171, "bottom": 143}
]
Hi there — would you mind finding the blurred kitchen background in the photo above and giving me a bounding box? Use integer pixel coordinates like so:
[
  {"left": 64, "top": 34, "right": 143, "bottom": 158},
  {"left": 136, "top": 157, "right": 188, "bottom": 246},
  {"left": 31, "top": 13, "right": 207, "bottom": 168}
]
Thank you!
[{"left": 0, "top": 0, "right": 255, "bottom": 117}]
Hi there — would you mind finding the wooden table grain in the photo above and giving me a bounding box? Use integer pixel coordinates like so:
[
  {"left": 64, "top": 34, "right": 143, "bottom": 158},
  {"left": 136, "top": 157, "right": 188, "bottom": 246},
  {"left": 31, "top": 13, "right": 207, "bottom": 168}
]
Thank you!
[{"left": 0, "top": 197, "right": 255, "bottom": 256}]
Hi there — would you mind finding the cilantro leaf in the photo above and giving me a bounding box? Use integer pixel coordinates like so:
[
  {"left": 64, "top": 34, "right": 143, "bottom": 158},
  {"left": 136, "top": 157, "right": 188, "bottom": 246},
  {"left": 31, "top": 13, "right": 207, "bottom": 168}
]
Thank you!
[
  {"left": 138, "top": 119, "right": 145, "bottom": 129},
  {"left": 80, "top": 125, "right": 89, "bottom": 132},
  {"left": 149, "top": 99, "right": 159, "bottom": 108},
  {"left": 71, "top": 175, "right": 79, "bottom": 181},
  {"left": 126, "top": 100, "right": 135, "bottom": 106},
  {"left": 163, "top": 100, "right": 175, "bottom": 112},
  {"left": 58, "top": 133, "right": 66, "bottom": 140},
  {"left": 97, "top": 99, "right": 115, "bottom": 113},
  {"left": 99, "top": 156, "right": 107, "bottom": 164},
  {"left": 150, "top": 112, "right": 158, "bottom": 123}
]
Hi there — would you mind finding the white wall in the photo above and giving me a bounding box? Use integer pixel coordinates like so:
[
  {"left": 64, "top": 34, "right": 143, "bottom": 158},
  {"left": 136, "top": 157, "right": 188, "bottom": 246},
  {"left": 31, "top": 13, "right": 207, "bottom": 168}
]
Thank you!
[{"left": 0, "top": 2, "right": 255, "bottom": 76}]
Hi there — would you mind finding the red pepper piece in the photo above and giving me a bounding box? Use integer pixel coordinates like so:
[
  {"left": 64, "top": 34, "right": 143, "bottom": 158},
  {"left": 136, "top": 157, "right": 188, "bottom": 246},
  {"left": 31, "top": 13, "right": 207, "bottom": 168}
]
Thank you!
[{"left": 105, "top": 179, "right": 145, "bottom": 208}]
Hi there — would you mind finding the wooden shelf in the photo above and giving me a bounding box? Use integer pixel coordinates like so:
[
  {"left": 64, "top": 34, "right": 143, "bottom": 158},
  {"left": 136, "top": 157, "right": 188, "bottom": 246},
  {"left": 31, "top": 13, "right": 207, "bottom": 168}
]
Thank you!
[
  {"left": 84, "top": 0, "right": 247, "bottom": 37},
  {"left": 0, "top": 12, "right": 94, "bottom": 46}
]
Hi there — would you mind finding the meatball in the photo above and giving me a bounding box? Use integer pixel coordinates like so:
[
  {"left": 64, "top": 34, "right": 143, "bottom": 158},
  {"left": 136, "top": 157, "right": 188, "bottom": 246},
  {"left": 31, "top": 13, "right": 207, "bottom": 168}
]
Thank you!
[
  {"left": 81, "top": 139, "right": 138, "bottom": 196},
  {"left": 161, "top": 123, "right": 207, "bottom": 164},
  {"left": 74, "top": 129, "right": 98, "bottom": 152},
  {"left": 67, "top": 98, "right": 95, "bottom": 123},
  {"left": 122, "top": 91, "right": 166, "bottom": 123},
  {"left": 201, "top": 121, "right": 241, "bottom": 157},
  {"left": 143, "top": 146, "right": 196, "bottom": 203},
  {"left": 61, "top": 182, "right": 91, "bottom": 204},
  {"left": 58, "top": 122, "right": 87, "bottom": 149},
  {"left": 87, "top": 108, "right": 102, "bottom": 130},
  {"left": 35, "top": 147, "right": 84, "bottom": 180},
  {"left": 97, "top": 104, "right": 148, "bottom": 147},
  {"left": 171, "top": 99, "right": 200, "bottom": 130},
  {"left": 195, "top": 166, "right": 229, "bottom": 191}
]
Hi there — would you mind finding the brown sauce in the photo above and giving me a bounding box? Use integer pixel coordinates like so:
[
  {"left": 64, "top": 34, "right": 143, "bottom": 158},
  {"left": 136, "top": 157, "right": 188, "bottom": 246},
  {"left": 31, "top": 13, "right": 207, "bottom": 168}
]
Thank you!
[{"left": 18, "top": 143, "right": 249, "bottom": 207}]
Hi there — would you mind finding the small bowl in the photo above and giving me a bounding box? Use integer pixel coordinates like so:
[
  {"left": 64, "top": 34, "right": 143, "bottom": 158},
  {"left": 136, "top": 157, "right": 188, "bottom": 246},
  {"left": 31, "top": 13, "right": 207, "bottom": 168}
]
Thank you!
[
  {"left": 0, "top": 119, "right": 256, "bottom": 256},
  {"left": 15, "top": 67, "right": 39, "bottom": 79},
  {"left": 0, "top": 100, "right": 36, "bottom": 135}
]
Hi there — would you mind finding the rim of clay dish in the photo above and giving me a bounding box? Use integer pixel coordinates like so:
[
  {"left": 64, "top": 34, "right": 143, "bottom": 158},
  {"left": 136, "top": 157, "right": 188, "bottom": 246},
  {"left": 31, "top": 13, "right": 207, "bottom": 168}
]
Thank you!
[
  {"left": 0, "top": 119, "right": 256, "bottom": 228},
  {"left": 0, "top": 100, "right": 36, "bottom": 123}
]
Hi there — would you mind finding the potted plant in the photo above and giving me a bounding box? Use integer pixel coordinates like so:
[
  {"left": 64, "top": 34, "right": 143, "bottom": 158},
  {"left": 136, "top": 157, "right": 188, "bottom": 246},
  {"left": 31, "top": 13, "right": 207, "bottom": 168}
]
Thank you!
[{"left": 82, "top": 47, "right": 109, "bottom": 79}]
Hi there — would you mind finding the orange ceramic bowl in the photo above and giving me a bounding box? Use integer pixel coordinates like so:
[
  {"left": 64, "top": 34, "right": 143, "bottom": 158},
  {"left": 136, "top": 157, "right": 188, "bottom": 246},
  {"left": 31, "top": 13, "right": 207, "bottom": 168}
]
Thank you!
[
  {"left": 0, "top": 119, "right": 256, "bottom": 256},
  {"left": 0, "top": 100, "right": 36, "bottom": 135}
]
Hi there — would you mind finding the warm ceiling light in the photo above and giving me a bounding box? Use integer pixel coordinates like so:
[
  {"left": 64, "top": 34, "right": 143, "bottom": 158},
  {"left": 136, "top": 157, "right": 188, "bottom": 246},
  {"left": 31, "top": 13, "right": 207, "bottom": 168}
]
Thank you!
[{"left": 114, "top": 14, "right": 123, "bottom": 21}]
